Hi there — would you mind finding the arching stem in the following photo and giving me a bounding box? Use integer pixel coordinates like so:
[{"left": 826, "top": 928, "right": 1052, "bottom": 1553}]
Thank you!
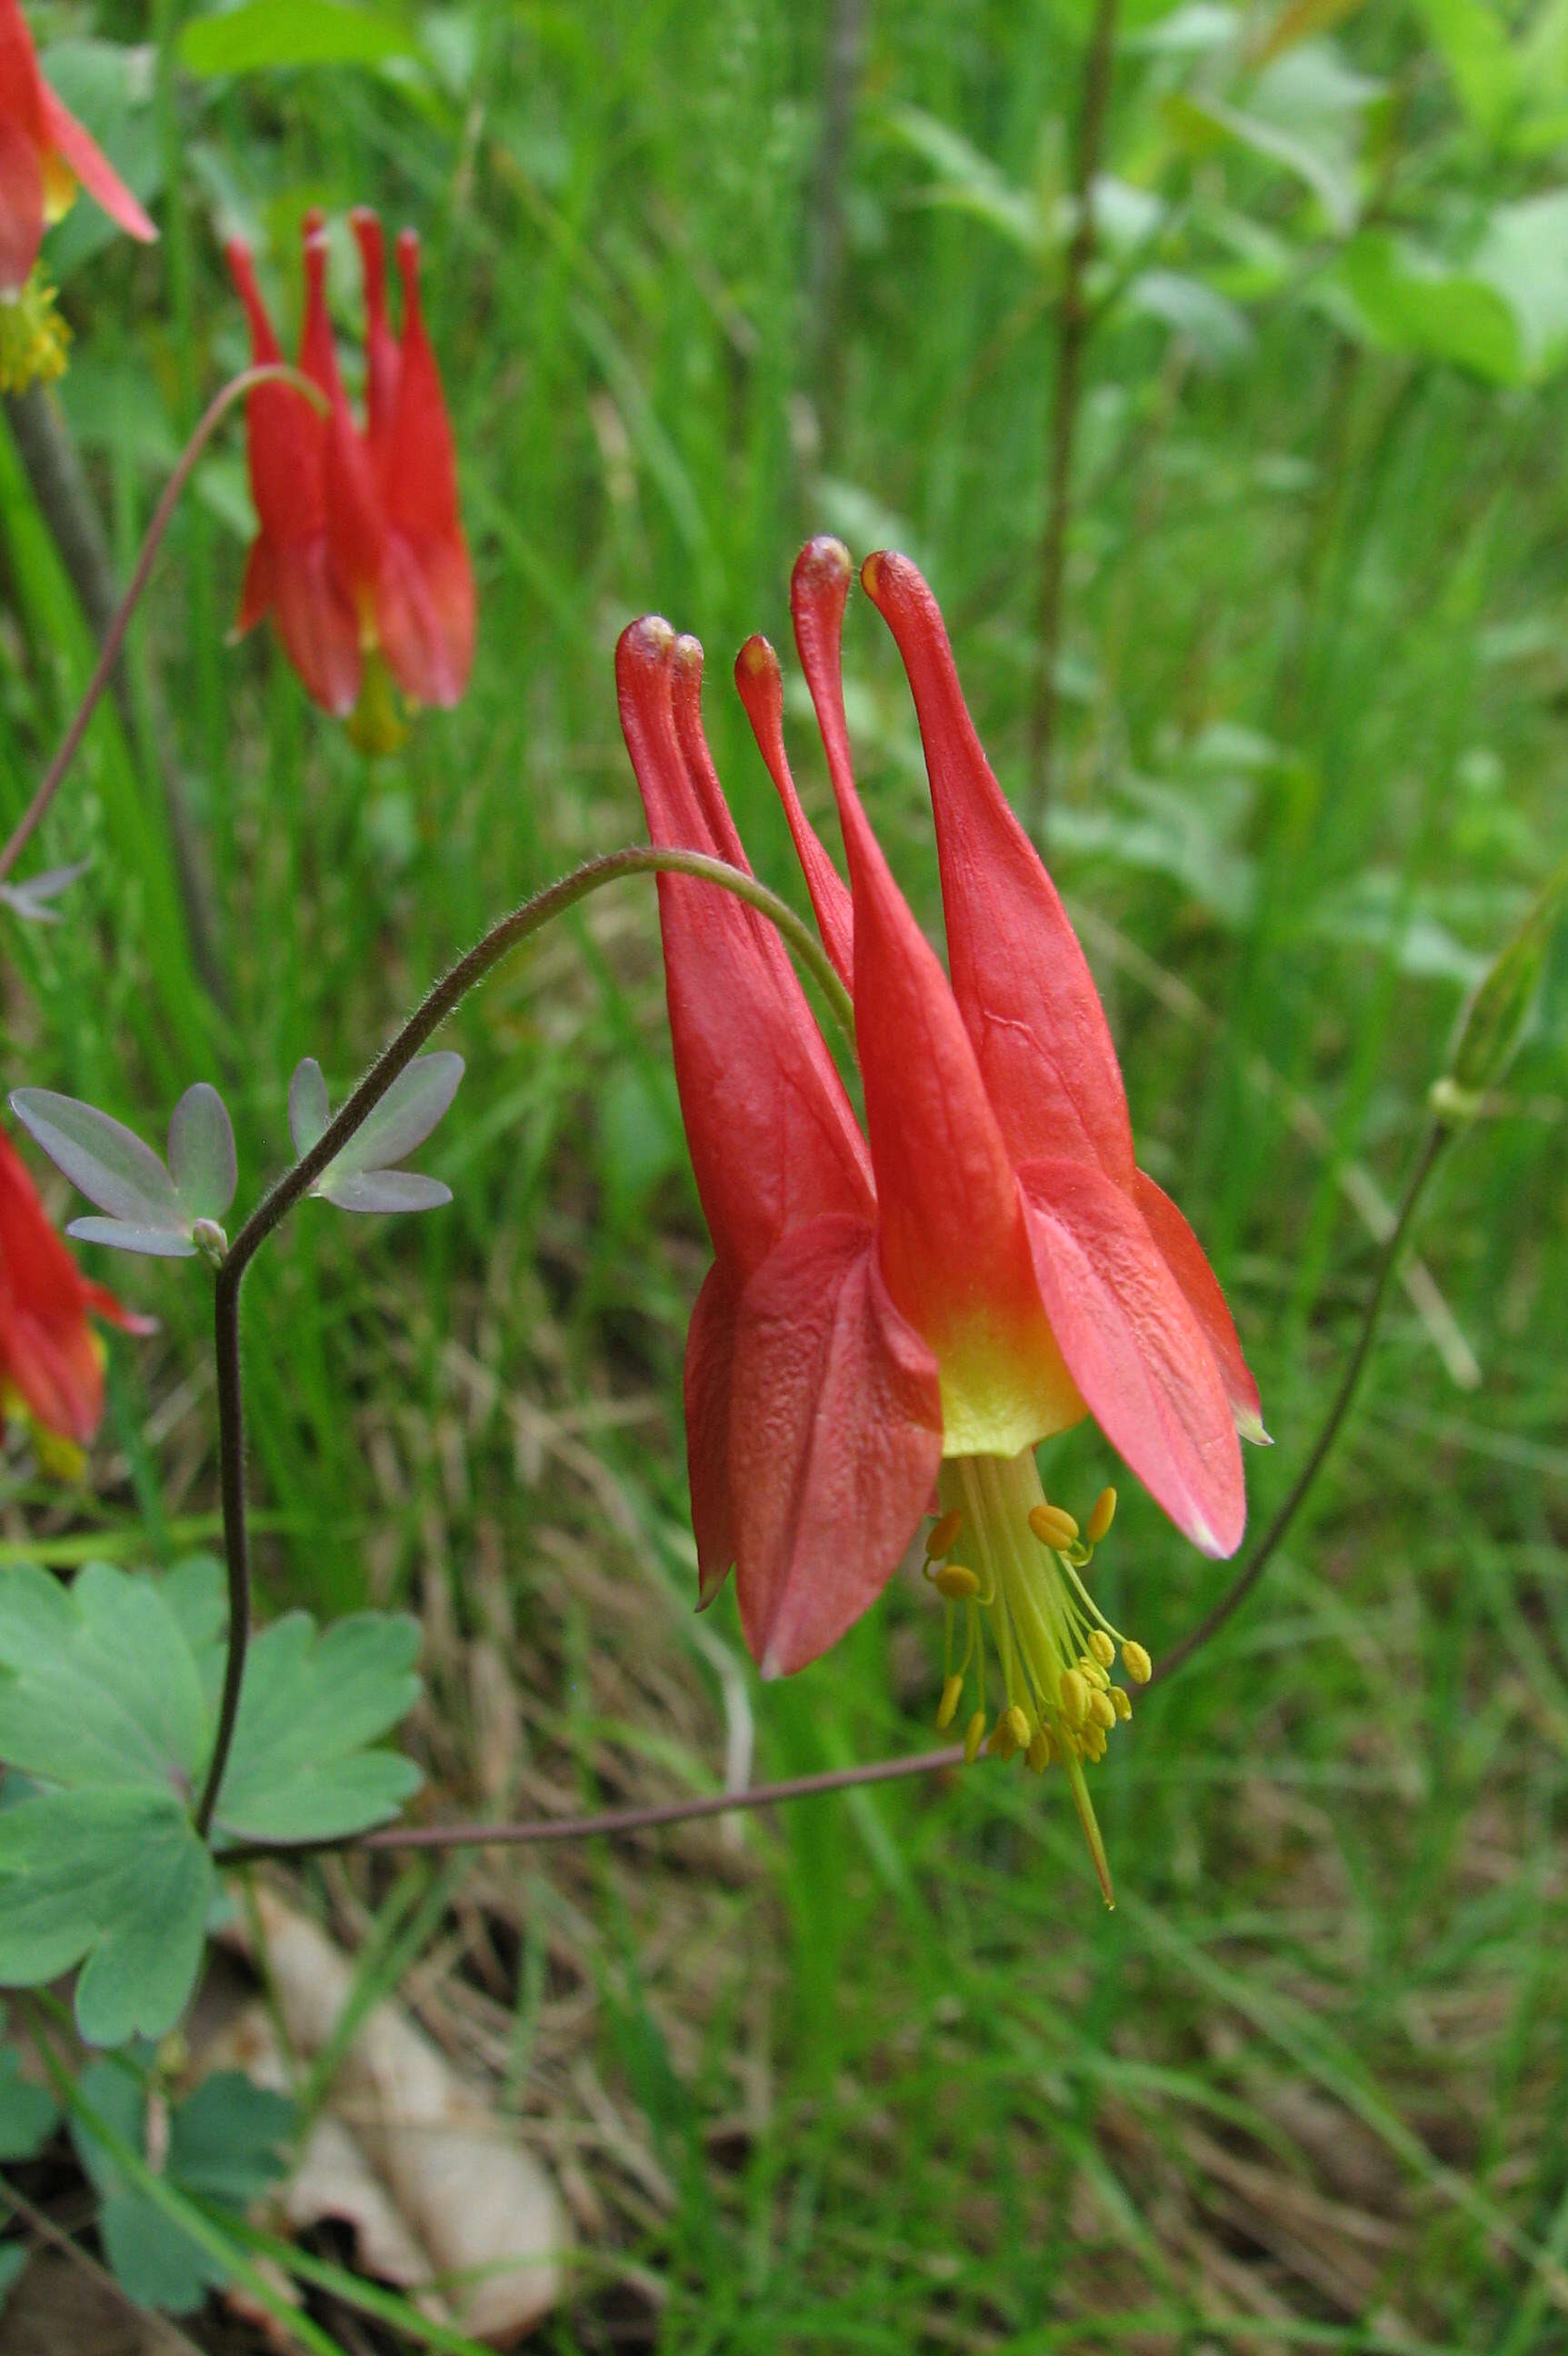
[{"left": 193, "top": 846, "right": 855, "bottom": 1839}]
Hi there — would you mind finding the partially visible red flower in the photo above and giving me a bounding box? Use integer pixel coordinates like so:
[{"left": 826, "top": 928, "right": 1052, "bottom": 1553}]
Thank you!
[
  {"left": 0, "top": 1132, "right": 151, "bottom": 1471},
  {"left": 619, "top": 540, "right": 1266, "bottom": 1900},
  {"left": 227, "top": 211, "right": 475, "bottom": 741},
  {"left": 0, "top": 0, "right": 155, "bottom": 391},
  {"left": 0, "top": 0, "right": 155, "bottom": 294}
]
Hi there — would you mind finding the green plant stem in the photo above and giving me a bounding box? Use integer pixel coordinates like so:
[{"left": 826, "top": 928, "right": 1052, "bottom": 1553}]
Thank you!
[
  {"left": 1151, "top": 1114, "right": 1453, "bottom": 1686},
  {"left": 193, "top": 846, "right": 856, "bottom": 1841},
  {"left": 0, "top": 365, "right": 319, "bottom": 890},
  {"left": 1028, "top": 0, "right": 1118, "bottom": 837}
]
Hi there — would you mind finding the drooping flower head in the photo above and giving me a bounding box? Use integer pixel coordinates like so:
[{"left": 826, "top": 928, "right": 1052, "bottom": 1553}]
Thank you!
[
  {"left": 0, "top": 0, "right": 155, "bottom": 391},
  {"left": 618, "top": 542, "right": 1265, "bottom": 1901},
  {"left": 0, "top": 1132, "right": 151, "bottom": 1476},
  {"left": 226, "top": 211, "right": 475, "bottom": 748}
]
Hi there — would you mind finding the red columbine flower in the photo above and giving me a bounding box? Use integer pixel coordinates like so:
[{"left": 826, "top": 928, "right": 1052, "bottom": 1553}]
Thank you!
[
  {"left": 618, "top": 540, "right": 1266, "bottom": 1901},
  {"left": 0, "top": 0, "right": 155, "bottom": 391},
  {"left": 0, "top": 1133, "right": 150, "bottom": 1473},
  {"left": 227, "top": 211, "right": 475, "bottom": 747}
]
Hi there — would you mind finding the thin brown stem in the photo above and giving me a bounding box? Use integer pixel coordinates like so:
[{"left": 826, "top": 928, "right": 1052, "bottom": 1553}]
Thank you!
[
  {"left": 193, "top": 846, "right": 856, "bottom": 1841},
  {"left": 1152, "top": 1118, "right": 1452, "bottom": 1686},
  {"left": 220, "top": 1746, "right": 969, "bottom": 1867},
  {"left": 0, "top": 364, "right": 318, "bottom": 890},
  {"left": 1029, "top": 0, "right": 1118, "bottom": 838}
]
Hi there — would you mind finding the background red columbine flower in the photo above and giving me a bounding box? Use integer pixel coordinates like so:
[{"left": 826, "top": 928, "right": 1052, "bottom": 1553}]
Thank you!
[
  {"left": 0, "top": 1133, "right": 151, "bottom": 1468},
  {"left": 0, "top": 0, "right": 155, "bottom": 295},
  {"left": 227, "top": 211, "right": 475, "bottom": 741},
  {"left": 0, "top": 0, "right": 155, "bottom": 391}
]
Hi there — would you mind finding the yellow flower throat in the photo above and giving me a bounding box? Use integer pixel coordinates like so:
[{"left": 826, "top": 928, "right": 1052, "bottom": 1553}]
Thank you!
[{"left": 925, "top": 1447, "right": 1152, "bottom": 1909}]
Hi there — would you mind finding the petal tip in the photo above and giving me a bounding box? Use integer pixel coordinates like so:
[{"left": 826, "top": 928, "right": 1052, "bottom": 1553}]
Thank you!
[
  {"left": 619, "top": 614, "right": 676, "bottom": 670},
  {"left": 735, "top": 633, "right": 777, "bottom": 684},
  {"left": 1236, "top": 1408, "right": 1273, "bottom": 1448},
  {"left": 796, "top": 534, "right": 853, "bottom": 592}
]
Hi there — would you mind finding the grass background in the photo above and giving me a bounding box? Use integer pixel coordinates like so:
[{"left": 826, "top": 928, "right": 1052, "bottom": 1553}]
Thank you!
[{"left": 4, "top": 0, "right": 1568, "bottom": 2348}]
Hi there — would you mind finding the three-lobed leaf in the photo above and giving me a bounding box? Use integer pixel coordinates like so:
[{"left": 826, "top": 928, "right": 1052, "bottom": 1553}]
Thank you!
[
  {"left": 216, "top": 1609, "right": 423, "bottom": 1843},
  {"left": 70, "top": 2062, "right": 295, "bottom": 2315},
  {"left": 288, "top": 1051, "right": 462, "bottom": 1216},
  {"left": 0, "top": 1559, "right": 421, "bottom": 2040},
  {"left": 0, "top": 1788, "right": 214, "bottom": 2046},
  {"left": 9, "top": 1082, "right": 237, "bottom": 1260}
]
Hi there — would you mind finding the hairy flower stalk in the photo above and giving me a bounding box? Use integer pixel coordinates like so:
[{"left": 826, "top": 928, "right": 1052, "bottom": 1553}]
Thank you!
[{"left": 618, "top": 539, "right": 1265, "bottom": 1902}]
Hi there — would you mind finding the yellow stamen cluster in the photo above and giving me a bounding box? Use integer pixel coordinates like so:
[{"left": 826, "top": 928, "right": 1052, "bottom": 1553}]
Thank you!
[
  {"left": 923, "top": 1460, "right": 1151, "bottom": 1906},
  {"left": 0, "top": 272, "right": 71, "bottom": 396}
]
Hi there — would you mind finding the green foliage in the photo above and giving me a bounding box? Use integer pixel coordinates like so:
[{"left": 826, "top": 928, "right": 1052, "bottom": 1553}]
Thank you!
[
  {"left": 216, "top": 1604, "right": 423, "bottom": 1842},
  {"left": 0, "top": 1790, "right": 212, "bottom": 2046},
  {"left": 69, "top": 2062, "right": 295, "bottom": 2316},
  {"left": 0, "top": 1562, "right": 419, "bottom": 2038},
  {"left": 2, "top": 0, "right": 1568, "bottom": 2342},
  {"left": 0, "top": 2037, "right": 60, "bottom": 2163},
  {"left": 178, "top": 0, "right": 418, "bottom": 79}
]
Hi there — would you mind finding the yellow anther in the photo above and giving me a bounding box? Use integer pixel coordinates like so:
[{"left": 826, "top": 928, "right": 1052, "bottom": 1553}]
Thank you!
[
  {"left": 934, "top": 1562, "right": 980, "bottom": 1602},
  {"left": 1059, "top": 1669, "right": 1091, "bottom": 1726},
  {"left": 1088, "top": 1689, "right": 1116, "bottom": 1732},
  {"left": 1004, "top": 1703, "right": 1032, "bottom": 1751},
  {"left": 935, "top": 1673, "right": 964, "bottom": 1731},
  {"left": 1122, "top": 1640, "right": 1153, "bottom": 1685},
  {"left": 1085, "top": 1486, "right": 1118, "bottom": 1545},
  {"left": 1084, "top": 1722, "right": 1107, "bottom": 1762},
  {"left": 1026, "top": 1728, "right": 1053, "bottom": 1774},
  {"left": 1076, "top": 1654, "right": 1110, "bottom": 1692},
  {"left": 964, "top": 1709, "right": 986, "bottom": 1765},
  {"left": 1110, "top": 1684, "right": 1132, "bottom": 1722},
  {"left": 925, "top": 1508, "right": 964, "bottom": 1559},
  {"left": 1087, "top": 1629, "right": 1115, "bottom": 1670},
  {"left": 991, "top": 1712, "right": 1019, "bottom": 1762},
  {"left": 1028, "top": 1502, "right": 1079, "bottom": 1551}
]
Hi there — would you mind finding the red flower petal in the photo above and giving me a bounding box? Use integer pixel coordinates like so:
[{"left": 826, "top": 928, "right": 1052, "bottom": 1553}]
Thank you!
[
  {"left": 616, "top": 616, "right": 873, "bottom": 1284},
  {"left": 789, "top": 537, "right": 861, "bottom": 834},
  {"left": 0, "top": 5, "right": 50, "bottom": 293},
  {"left": 727, "top": 1214, "right": 942, "bottom": 1676},
  {"left": 350, "top": 206, "right": 399, "bottom": 460},
  {"left": 0, "top": 1134, "right": 112, "bottom": 1445},
  {"left": 794, "top": 540, "right": 1075, "bottom": 1454},
  {"left": 734, "top": 634, "right": 854, "bottom": 991},
  {"left": 234, "top": 534, "right": 275, "bottom": 635},
  {"left": 862, "top": 550, "right": 1136, "bottom": 1187},
  {"left": 684, "top": 1259, "right": 739, "bottom": 1605},
  {"left": 82, "top": 1281, "right": 155, "bottom": 1337},
  {"left": 375, "top": 531, "right": 474, "bottom": 711},
  {"left": 227, "top": 233, "right": 355, "bottom": 710},
  {"left": 372, "top": 228, "right": 475, "bottom": 706},
  {"left": 299, "top": 224, "right": 385, "bottom": 628},
  {"left": 1019, "top": 1155, "right": 1245, "bottom": 1557},
  {"left": 1133, "top": 1169, "right": 1266, "bottom": 1444},
  {"left": 670, "top": 635, "right": 752, "bottom": 873},
  {"left": 40, "top": 87, "right": 155, "bottom": 244},
  {"left": 271, "top": 535, "right": 363, "bottom": 716},
  {"left": 1, "top": 1306, "right": 100, "bottom": 1445}
]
